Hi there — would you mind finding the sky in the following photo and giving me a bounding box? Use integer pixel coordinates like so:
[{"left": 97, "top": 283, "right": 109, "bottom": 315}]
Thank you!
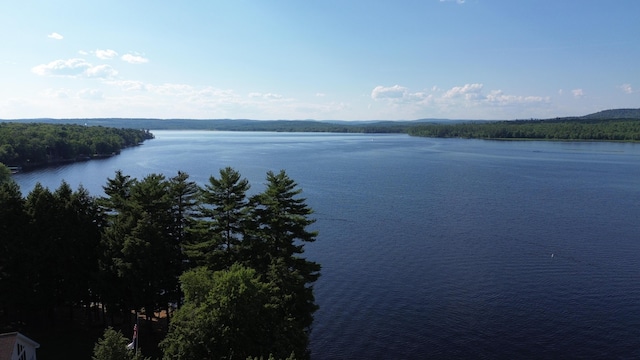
[{"left": 1, "top": 1, "right": 639, "bottom": 121}]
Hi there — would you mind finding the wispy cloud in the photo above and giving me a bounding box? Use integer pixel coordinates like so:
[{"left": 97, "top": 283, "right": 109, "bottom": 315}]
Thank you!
[
  {"left": 371, "top": 83, "right": 549, "bottom": 118},
  {"left": 47, "top": 32, "right": 63, "bottom": 40},
  {"left": 95, "top": 49, "right": 118, "bottom": 59},
  {"left": 31, "top": 58, "right": 118, "bottom": 79},
  {"left": 440, "top": 0, "right": 466, "bottom": 4},
  {"left": 122, "top": 54, "right": 149, "bottom": 64},
  {"left": 620, "top": 83, "right": 633, "bottom": 94},
  {"left": 249, "top": 92, "right": 285, "bottom": 100},
  {"left": 371, "top": 85, "right": 408, "bottom": 100},
  {"left": 572, "top": 89, "right": 585, "bottom": 98},
  {"left": 107, "top": 80, "right": 147, "bottom": 91},
  {"left": 485, "top": 90, "right": 548, "bottom": 105},
  {"left": 85, "top": 64, "right": 118, "bottom": 78},
  {"left": 443, "top": 83, "right": 483, "bottom": 100}
]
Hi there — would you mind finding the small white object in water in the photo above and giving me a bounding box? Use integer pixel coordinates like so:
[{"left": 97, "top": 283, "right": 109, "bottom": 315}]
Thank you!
[{"left": 551, "top": 253, "right": 554, "bottom": 258}]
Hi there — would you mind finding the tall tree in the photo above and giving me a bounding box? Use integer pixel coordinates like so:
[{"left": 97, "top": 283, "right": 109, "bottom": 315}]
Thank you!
[
  {"left": 52, "top": 182, "right": 102, "bottom": 319},
  {"left": 122, "top": 174, "right": 179, "bottom": 314},
  {"left": 245, "top": 170, "right": 321, "bottom": 359},
  {"left": 189, "top": 167, "right": 251, "bottom": 270},
  {"left": 100, "top": 172, "right": 184, "bottom": 317},
  {"left": 169, "top": 171, "right": 199, "bottom": 252},
  {"left": 24, "top": 183, "right": 60, "bottom": 315},
  {"left": 0, "top": 180, "right": 27, "bottom": 320},
  {"left": 98, "top": 171, "right": 137, "bottom": 317}
]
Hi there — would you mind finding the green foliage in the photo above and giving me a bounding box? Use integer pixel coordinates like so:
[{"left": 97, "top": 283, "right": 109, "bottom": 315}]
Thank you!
[
  {"left": 407, "top": 118, "right": 640, "bottom": 141},
  {"left": 161, "top": 264, "right": 275, "bottom": 360},
  {"left": 188, "top": 167, "right": 251, "bottom": 270},
  {"left": 0, "top": 122, "right": 153, "bottom": 167},
  {"left": 0, "top": 180, "right": 27, "bottom": 310},
  {"left": 580, "top": 108, "right": 640, "bottom": 120},
  {"left": 6, "top": 181, "right": 99, "bottom": 315},
  {"left": 99, "top": 172, "right": 186, "bottom": 313},
  {"left": 169, "top": 171, "right": 200, "bottom": 256},
  {"left": 1, "top": 118, "right": 415, "bottom": 133},
  {"left": 0, "top": 163, "right": 11, "bottom": 184},
  {"left": 244, "top": 171, "right": 321, "bottom": 359},
  {"left": 92, "top": 327, "right": 150, "bottom": 360},
  {"left": 0, "top": 167, "right": 319, "bottom": 359}
]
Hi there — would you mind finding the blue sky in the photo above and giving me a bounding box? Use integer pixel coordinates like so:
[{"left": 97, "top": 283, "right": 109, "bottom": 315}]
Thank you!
[{"left": 1, "top": 1, "right": 638, "bottom": 120}]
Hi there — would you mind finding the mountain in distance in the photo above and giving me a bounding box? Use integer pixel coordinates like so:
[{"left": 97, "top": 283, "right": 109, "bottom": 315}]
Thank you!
[
  {"left": 579, "top": 108, "right": 640, "bottom": 120},
  {"left": 1, "top": 108, "right": 638, "bottom": 131}
]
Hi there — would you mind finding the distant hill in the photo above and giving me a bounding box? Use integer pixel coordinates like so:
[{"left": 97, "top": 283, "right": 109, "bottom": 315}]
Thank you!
[
  {"left": 0, "top": 118, "right": 412, "bottom": 133},
  {"left": 2, "top": 108, "right": 639, "bottom": 131},
  {"left": 580, "top": 108, "right": 640, "bottom": 120}
]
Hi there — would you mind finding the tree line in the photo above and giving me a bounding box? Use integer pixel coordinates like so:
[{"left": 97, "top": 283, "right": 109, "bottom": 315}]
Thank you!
[
  {"left": 0, "top": 122, "right": 153, "bottom": 168},
  {"left": 407, "top": 118, "right": 640, "bottom": 141},
  {"left": 0, "top": 167, "right": 320, "bottom": 359}
]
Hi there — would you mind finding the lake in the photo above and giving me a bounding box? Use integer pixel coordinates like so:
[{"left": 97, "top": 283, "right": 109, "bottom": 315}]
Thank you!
[{"left": 13, "top": 131, "right": 640, "bottom": 359}]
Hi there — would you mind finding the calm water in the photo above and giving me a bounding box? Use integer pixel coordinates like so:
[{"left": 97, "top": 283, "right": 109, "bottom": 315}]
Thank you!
[{"left": 13, "top": 131, "right": 640, "bottom": 359}]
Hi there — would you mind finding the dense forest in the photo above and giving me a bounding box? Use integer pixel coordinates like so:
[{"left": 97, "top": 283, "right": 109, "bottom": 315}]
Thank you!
[
  {"left": 0, "top": 168, "right": 319, "bottom": 359},
  {"left": 1, "top": 118, "right": 415, "bottom": 133},
  {"left": 0, "top": 123, "right": 153, "bottom": 168},
  {"left": 407, "top": 118, "right": 640, "bottom": 141}
]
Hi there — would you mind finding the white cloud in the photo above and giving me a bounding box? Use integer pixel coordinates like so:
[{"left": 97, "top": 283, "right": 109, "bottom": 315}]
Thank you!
[
  {"left": 263, "top": 93, "right": 283, "bottom": 100},
  {"left": 31, "top": 58, "right": 118, "bottom": 79},
  {"left": 486, "top": 90, "right": 549, "bottom": 105},
  {"left": 85, "top": 64, "right": 118, "bottom": 78},
  {"left": 371, "top": 85, "right": 408, "bottom": 100},
  {"left": 440, "top": 0, "right": 465, "bottom": 4},
  {"left": 47, "top": 32, "right": 63, "bottom": 40},
  {"left": 620, "top": 84, "right": 633, "bottom": 94},
  {"left": 95, "top": 49, "right": 118, "bottom": 59},
  {"left": 443, "top": 83, "right": 483, "bottom": 99},
  {"left": 122, "top": 54, "right": 149, "bottom": 64},
  {"left": 316, "top": 92, "right": 326, "bottom": 97},
  {"left": 370, "top": 83, "right": 549, "bottom": 119},
  {"left": 248, "top": 92, "right": 284, "bottom": 100},
  {"left": 372, "top": 85, "right": 433, "bottom": 104},
  {"left": 32, "top": 58, "right": 92, "bottom": 77},
  {"left": 572, "top": 89, "right": 585, "bottom": 98},
  {"left": 147, "top": 83, "right": 194, "bottom": 96},
  {"left": 108, "top": 80, "right": 147, "bottom": 91}
]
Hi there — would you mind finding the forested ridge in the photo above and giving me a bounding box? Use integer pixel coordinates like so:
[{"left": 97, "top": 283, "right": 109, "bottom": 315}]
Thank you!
[
  {"left": 0, "top": 123, "right": 153, "bottom": 168},
  {"left": 4, "top": 107, "right": 640, "bottom": 143},
  {"left": 0, "top": 168, "right": 319, "bottom": 359},
  {"left": 407, "top": 118, "right": 640, "bottom": 141}
]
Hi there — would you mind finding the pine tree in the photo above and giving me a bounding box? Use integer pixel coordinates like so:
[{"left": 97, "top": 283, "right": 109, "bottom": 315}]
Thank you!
[
  {"left": 189, "top": 167, "right": 251, "bottom": 270},
  {"left": 246, "top": 170, "right": 321, "bottom": 359},
  {"left": 0, "top": 180, "right": 27, "bottom": 319}
]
